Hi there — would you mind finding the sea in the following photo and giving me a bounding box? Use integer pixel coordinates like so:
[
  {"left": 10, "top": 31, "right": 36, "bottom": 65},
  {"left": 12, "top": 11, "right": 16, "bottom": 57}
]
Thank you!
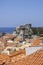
[{"left": 0, "top": 27, "right": 15, "bottom": 34}]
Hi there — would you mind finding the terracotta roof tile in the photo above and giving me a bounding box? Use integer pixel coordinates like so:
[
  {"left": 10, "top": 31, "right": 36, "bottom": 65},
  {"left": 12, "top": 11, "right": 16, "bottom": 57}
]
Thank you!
[
  {"left": 0, "top": 54, "right": 10, "bottom": 64},
  {"left": 9, "top": 49, "right": 25, "bottom": 57},
  {"left": 14, "top": 38, "right": 20, "bottom": 42},
  {"left": 5, "top": 34, "right": 14, "bottom": 39},
  {"left": 32, "top": 37, "right": 40, "bottom": 46},
  {"left": 7, "top": 49, "right": 43, "bottom": 65}
]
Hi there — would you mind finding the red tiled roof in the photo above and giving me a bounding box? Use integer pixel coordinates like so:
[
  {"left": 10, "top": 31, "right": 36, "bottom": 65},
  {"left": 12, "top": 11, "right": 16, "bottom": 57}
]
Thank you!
[
  {"left": 0, "top": 54, "right": 10, "bottom": 64},
  {"left": 32, "top": 37, "right": 40, "bottom": 46},
  {"left": 5, "top": 34, "right": 14, "bottom": 39},
  {"left": 9, "top": 49, "right": 26, "bottom": 57},
  {"left": 7, "top": 49, "right": 43, "bottom": 65}
]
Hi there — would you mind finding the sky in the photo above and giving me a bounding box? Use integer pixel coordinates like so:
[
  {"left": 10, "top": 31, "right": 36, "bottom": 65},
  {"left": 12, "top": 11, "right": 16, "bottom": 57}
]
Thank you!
[{"left": 0, "top": 0, "right": 43, "bottom": 27}]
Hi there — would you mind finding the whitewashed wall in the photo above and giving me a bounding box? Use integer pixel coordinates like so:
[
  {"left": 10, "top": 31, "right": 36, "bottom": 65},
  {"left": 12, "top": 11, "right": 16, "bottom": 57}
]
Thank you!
[{"left": 25, "top": 46, "right": 42, "bottom": 55}]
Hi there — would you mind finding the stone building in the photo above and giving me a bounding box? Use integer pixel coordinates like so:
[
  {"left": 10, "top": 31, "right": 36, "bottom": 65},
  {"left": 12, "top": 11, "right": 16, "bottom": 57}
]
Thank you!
[{"left": 13, "top": 24, "right": 33, "bottom": 41}]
